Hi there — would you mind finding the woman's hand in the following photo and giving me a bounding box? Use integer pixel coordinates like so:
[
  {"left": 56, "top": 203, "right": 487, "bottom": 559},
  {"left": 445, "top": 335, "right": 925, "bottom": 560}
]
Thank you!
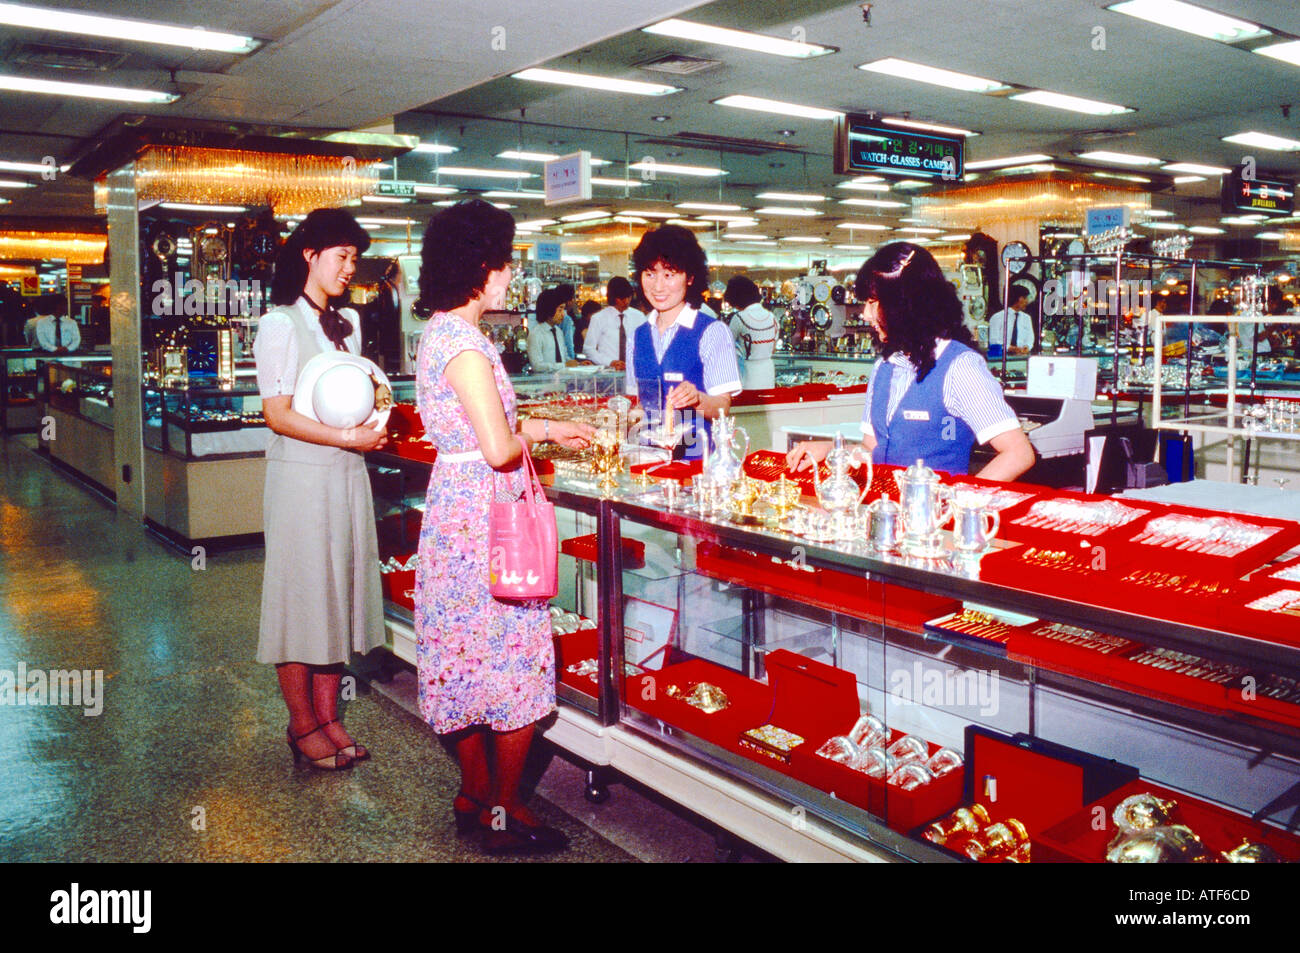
[
  {"left": 345, "top": 424, "right": 389, "bottom": 452},
  {"left": 665, "top": 381, "right": 700, "bottom": 410},
  {"left": 546, "top": 419, "right": 595, "bottom": 449},
  {"left": 786, "top": 439, "right": 833, "bottom": 472}
]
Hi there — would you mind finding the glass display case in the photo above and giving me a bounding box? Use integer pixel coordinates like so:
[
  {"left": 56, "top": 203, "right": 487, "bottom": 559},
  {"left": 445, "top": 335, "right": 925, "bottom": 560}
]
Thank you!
[
  {"left": 41, "top": 355, "right": 114, "bottom": 427},
  {"left": 2, "top": 347, "right": 44, "bottom": 434},
  {"left": 142, "top": 369, "right": 269, "bottom": 459},
  {"left": 36, "top": 356, "right": 116, "bottom": 495}
]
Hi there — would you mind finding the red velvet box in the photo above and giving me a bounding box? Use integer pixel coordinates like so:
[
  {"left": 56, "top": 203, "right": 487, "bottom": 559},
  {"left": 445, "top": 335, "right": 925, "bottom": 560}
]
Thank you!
[
  {"left": 737, "top": 650, "right": 856, "bottom": 772},
  {"left": 382, "top": 570, "right": 416, "bottom": 611},
  {"left": 624, "top": 658, "right": 774, "bottom": 749},
  {"left": 996, "top": 489, "right": 1154, "bottom": 550},
  {"left": 560, "top": 533, "right": 647, "bottom": 570},
  {"left": 554, "top": 626, "right": 600, "bottom": 698},
  {"left": 628, "top": 459, "right": 701, "bottom": 486},
  {"left": 1116, "top": 503, "right": 1300, "bottom": 579},
  {"left": 1036, "top": 779, "right": 1300, "bottom": 863},
  {"left": 1228, "top": 584, "right": 1300, "bottom": 647},
  {"left": 923, "top": 728, "right": 1138, "bottom": 862}
]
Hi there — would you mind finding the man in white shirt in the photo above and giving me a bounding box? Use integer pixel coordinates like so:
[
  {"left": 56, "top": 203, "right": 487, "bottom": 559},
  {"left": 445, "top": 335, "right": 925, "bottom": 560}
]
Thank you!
[
  {"left": 986, "top": 284, "right": 1033, "bottom": 355},
  {"left": 30, "top": 295, "right": 81, "bottom": 352},
  {"left": 583, "top": 276, "right": 645, "bottom": 370},
  {"left": 527, "top": 286, "right": 577, "bottom": 373}
]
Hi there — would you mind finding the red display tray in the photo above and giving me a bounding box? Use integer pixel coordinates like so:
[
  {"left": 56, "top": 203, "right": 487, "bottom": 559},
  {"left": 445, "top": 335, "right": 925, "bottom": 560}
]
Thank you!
[
  {"left": 996, "top": 489, "right": 1154, "bottom": 550},
  {"left": 386, "top": 402, "right": 423, "bottom": 438},
  {"left": 628, "top": 459, "right": 701, "bottom": 486},
  {"left": 554, "top": 627, "right": 600, "bottom": 699},
  {"left": 624, "top": 658, "right": 774, "bottom": 749},
  {"left": 1116, "top": 502, "right": 1300, "bottom": 580},
  {"left": 1036, "top": 778, "right": 1300, "bottom": 863},
  {"left": 743, "top": 449, "right": 828, "bottom": 494},
  {"left": 382, "top": 569, "right": 416, "bottom": 611},
  {"left": 695, "top": 542, "right": 960, "bottom": 631},
  {"left": 1229, "top": 585, "right": 1300, "bottom": 647},
  {"left": 559, "top": 533, "right": 647, "bottom": 570},
  {"left": 924, "top": 728, "right": 1138, "bottom": 863}
]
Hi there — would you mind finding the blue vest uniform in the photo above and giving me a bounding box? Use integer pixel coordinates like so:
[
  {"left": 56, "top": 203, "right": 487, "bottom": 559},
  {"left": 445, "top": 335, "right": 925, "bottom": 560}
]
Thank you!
[
  {"left": 869, "top": 342, "right": 977, "bottom": 475},
  {"left": 632, "top": 317, "right": 712, "bottom": 460}
]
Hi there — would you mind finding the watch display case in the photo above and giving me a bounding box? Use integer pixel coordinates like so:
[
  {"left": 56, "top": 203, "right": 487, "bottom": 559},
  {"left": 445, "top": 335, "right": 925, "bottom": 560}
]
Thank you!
[
  {"left": 143, "top": 370, "right": 269, "bottom": 459},
  {"left": 2, "top": 347, "right": 43, "bottom": 434},
  {"left": 38, "top": 356, "right": 116, "bottom": 495}
]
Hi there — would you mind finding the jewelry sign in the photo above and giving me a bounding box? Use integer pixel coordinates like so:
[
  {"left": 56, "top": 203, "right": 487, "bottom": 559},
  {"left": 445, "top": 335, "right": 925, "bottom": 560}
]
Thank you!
[
  {"left": 544, "top": 151, "right": 592, "bottom": 206},
  {"left": 834, "top": 115, "right": 964, "bottom": 180}
]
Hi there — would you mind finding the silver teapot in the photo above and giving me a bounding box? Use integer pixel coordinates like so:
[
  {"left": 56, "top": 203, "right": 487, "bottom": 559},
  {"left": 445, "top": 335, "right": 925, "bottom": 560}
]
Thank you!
[
  {"left": 701, "top": 409, "right": 749, "bottom": 491},
  {"left": 865, "top": 493, "right": 904, "bottom": 553},
  {"left": 894, "top": 458, "right": 953, "bottom": 558},
  {"left": 813, "top": 431, "right": 871, "bottom": 515}
]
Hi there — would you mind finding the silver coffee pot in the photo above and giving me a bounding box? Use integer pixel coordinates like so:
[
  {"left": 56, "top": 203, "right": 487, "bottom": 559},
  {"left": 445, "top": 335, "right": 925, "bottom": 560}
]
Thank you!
[
  {"left": 865, "top": 493, "right": 904, "bottom": 553},
  {"left": 701, "top": 409, "right": 749, "bottom": 491},
  {"left": 813, "top": 431, "right": 871, "bottom": 515},
  {"left": 949, "top": 494, "right": 1001, "bottom": 553},
  {"left": 894, "top": 458, "right": 953, "bottom": 558}
]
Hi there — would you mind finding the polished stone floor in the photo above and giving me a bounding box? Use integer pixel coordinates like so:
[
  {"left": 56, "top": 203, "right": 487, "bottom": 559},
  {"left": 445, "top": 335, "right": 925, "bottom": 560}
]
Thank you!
[{"left": 0, "top": 437, "right": 749, "bottom": 863}]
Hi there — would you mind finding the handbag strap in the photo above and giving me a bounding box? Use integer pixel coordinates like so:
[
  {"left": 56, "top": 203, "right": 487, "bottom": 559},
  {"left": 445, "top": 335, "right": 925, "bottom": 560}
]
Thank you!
[{"left": 493, "top": 435, "right": 546, "bottom": 505}]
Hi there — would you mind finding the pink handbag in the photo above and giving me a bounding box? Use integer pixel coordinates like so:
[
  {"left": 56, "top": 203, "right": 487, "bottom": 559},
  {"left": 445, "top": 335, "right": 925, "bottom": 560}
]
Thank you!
[{"left": 488, "top": 436, "right": 558, "bottom": 601}]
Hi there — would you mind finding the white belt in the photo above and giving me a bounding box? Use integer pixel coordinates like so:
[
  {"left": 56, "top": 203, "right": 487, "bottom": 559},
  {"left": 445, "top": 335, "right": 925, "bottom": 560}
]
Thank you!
[{"left": 438, "top": 449, "right": 484, "bottom": 463}]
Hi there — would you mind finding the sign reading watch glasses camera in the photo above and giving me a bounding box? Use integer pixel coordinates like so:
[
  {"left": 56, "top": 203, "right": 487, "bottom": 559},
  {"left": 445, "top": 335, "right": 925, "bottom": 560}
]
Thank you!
[{"left": 834, "top": 115, "right": 964, "bottom": 180}]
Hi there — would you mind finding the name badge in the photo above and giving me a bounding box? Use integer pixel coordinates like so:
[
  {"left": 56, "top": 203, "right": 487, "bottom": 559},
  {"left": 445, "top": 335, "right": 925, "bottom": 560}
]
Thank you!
[
  {"left": 902, "top": 409, "right": 931, "bottom": 421},
  {"left": 664, "top": 372, "right": 684, "bottom": 382}
]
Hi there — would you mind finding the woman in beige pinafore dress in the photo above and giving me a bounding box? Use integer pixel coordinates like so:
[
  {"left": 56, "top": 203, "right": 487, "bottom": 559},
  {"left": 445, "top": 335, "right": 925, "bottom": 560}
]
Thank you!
[{"left": 253, "top": 208, "right": 386, "bottom": 771}]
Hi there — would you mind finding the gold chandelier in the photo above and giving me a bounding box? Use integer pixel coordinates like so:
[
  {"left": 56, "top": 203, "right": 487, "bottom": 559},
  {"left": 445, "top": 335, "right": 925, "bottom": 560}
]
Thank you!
[
  {"left": 134, "top": 145, "right": 381, "bottom": 215},
  {"left": 0, "top": 231, "right": 106, "bottom": 263},
  {"left": 913, "top": 173, "right": 1151, "bottom": 229}
]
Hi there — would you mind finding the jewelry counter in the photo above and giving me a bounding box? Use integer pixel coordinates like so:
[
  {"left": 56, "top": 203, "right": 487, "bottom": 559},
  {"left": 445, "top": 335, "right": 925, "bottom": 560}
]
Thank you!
[
  {"left": 2, "top": 347, "right": 47, "bottom": 435},
  {"left": 37, "top": 356, "right": 117, "bottom": 497}
]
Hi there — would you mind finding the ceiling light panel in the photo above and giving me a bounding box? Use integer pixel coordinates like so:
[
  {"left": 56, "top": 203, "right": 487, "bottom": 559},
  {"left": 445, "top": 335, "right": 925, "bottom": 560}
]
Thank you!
[
  {"left": 1222, "top": 131, "right": 1300, "bottom": 151},
  {"left": 858, "top": 58, "right": 1009, "bottom": 93},
  {"left": 643, "top": 18, "right": 835, "bottom": 58},
  {"left": 0, "top": 74, "right": 176, "bottom": 103},
  {"left": 0, "top": 2, "right": 260, "bottom": 53},
  {"left": 713, "top": 94, "right": 842, "bottom": 121},
  {"left": 1011, "top": 90, "right": 1133, "bottom": 115},
  {"left": 512, "top": 67, "right": 681, "bottom": 96},
  {"left": 1106, "top": 1, "right": 1269, "bottom": 43}
]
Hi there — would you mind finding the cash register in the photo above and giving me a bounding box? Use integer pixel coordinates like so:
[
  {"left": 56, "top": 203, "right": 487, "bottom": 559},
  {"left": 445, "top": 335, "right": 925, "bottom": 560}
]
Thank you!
[{"left": 1004, "top": 356, "right": 1097, "bottom": 459}]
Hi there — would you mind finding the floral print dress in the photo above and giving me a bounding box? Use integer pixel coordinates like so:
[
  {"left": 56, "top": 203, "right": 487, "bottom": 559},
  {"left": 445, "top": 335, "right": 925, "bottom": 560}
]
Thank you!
[{"left": 414, "top": 312, "right": 555, "bottom": 733}]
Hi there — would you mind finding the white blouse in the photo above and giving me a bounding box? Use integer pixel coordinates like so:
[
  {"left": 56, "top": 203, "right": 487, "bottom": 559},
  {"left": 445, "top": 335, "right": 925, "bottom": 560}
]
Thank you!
[{"left": 253, "top": 297, "right": 362, "bottom": 398}]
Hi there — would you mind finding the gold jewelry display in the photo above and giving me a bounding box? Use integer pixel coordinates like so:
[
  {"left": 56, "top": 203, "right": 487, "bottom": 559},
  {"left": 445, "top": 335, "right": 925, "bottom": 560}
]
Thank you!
[
  {"left": 1106, "top": 824, "right": 1211, "bottom": 864},
  {"left": 924, "top": 804, "right": 990, "bottom": 845},
  {"left": 1113, "top": 793, "right": 1177, "bottom": 832},
  {"left": 1221, "top": 839, "right": 1283, "bottom": 863}
]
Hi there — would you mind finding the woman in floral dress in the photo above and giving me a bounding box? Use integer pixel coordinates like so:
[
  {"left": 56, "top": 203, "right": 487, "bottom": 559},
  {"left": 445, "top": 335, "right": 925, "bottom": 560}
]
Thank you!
[{"left": 414, "top": 199, "right": 592, "bottom": 855}]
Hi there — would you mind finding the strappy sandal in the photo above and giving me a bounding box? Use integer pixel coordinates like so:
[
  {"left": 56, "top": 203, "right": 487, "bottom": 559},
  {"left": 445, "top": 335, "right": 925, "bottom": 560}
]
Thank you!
[
  {"left": 320, "top": 718, "right": 370, "bottom": 761},
  {"left": 286, "top": 724, "right": 353, "bottom": 771}
]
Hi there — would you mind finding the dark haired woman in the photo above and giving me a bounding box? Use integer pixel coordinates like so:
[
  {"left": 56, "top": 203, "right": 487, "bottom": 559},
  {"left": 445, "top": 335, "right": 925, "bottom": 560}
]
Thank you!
[
  {"left": 625, "top": 224, "right": 741, "bottom": 460},
  {"left": 788, "top": 242, "right": 1034, "bottom": 480},
  {"left": 414, "top": 199, "right": 592, "bottom": 854},
  {"left": 724, "top": 275, "right": 777, "bottom": 390},
  {"left": 254, "top": 207, "right": 386, "bottom": 770}
]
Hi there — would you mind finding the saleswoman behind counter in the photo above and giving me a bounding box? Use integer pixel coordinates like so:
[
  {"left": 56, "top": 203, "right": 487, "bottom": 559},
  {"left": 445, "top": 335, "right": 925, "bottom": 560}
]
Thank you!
[{"left": 789, "top": 242, "right": 1035, "bottom": 481}]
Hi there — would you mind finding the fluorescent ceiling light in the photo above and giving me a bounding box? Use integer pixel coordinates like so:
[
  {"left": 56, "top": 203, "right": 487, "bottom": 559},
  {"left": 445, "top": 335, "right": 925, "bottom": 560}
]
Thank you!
[
  {"left": 559, "top": 209, "right": 610, "bottom": 222},
  {"left": 676, "top": 202, "right": 744, "bottom": 211},
  {"left": 515, "top": 218, "right": 558, "bottom": 228},
  {"left": 1162, "top": 162, "right": 1231, "bottom": 175},
  {"left": 780, "top": 236, "right": 824, "bottom": 243},
  {"left": 481, "top": 190, "right": 546, "bottom": 199},
  {"left": 837, "top": 181, "right": 892, "bottom": 192},
  {"left": 1255, "top": 231, "right": 1285, "bottom": 240},
  {"left": 891, "top": 180, "right": 930, "bottom": 190},
  {"left": 1187, "top": 226, "right": 1225, "bottom": 234},
  {"left": 1011, "top": 90, "right": 1132, "bottom": 115},
  {"left": 435, "top": 167, "right": 536, "bottom": 178},
  {"left": 737, "top": 239, "right": 777, "bottom": 245},
  {"left": 850, "top": 175, "right": 885, "bottom": 183},
  {"left": 1142, "top": 209, "right": 1174, "bottom": 217},
  {"left": 964, "top": 154, "right": 1052, "bottom": 170},
  {"left": 941, "top": 234, "right": 972, "bottom": 241},
  {"left": 666, "top": 218, "right": 711, "bottom": 227},
  {"left": 413, "top": 143, "right": 458, "bottom": 154},
  {"left": 490, "top": 203, "right": 514, "bottom": 209},
  {"left": 858, "top": 58, "right": 1008, "bottom": 93},
  {"left": 835, "top": 244, "right": 874, "bottom": 250},
  {"left": 362, "top": 195, "right": 412, "bottom": 204},
  {"left": 897, "top": 227, "right": 943, "bottom": 234},
  {"left": 697, "top": 215, "right": 755, "bottom": 223},
  {"left": 160, "top": 202, "right": 246, "bottom": 213},
  {"left": 497, "top": 150, "right": 558, "bottom": 162},
  {"left": 725, "top": 233, "right": 768, "bottom": 240},
  {"left": 1106, "top": 1, "right": 1268, "bottom": 43},
  {"left": 1221, "top": 216, "right": 1265, "bottom": 225},
  {"left": 836, "top": 222, "right": 891, "bottom": 230},
  {"left": 1257, "top": 40, "right": 1300, "bottom": 67},
  {"left": 881, "top": 117, "right": 977, "bottom": 137},
  {"left": 627, "top": 161, "right": 726, "bottom": 177},
  {"left": 1143, "top": 222, "right": 1183, "bottom": 230},
  {"left": 357, "top": 217, "right": 416, "bottom": 226},
  {"left": 512, "top": 67, "right": 680, "bottom": 96},
  {"left": 643, "top": 18, "right": 834, "bottom": 58},
  {"left": 0, "top": 2, "right": 260, "bottom": 53},
  {"left": 0, "top": 179, "right": 34, "bottom": 188},
  {"left": 0, "top": 74, "right": 177, "bottom": 103},
  {"left": 755, "top": 207, "right": 821, "bottom": 216},
  {"left": 616, "top": 210, "right": 679, "bottom": 218},
  {"left": 839, "top": 198, "right": 907, "bottom": 208},
  {"left": 0, "top": 159, "right": 66, "bottom": 173},
  {"left": 1222, "top": 131, "right": 1300, "bottom": 151},
  {"left": 1173, "top": 175, "right": 1206, "bottom": 184},
  {"left": 612, "top": 216, "right": 649, "bottom": 224},
  {"left": 755, "top": 192, "right": 826, "bottom": 202},
  {"left": 713, "top": 95, "right": 842, "bottom": 121},
  {"left": 591, "top": 177, "right": 644, "bottom": 187},
  {"left": 995, "top": 163, "right": 1059, "bottom": 174},
  {"left": 1077, "top": 150, "right": 1163, "bottom": 166},
  {"left": 1093, "top": 172, "right": 1150, "bottom": 183},
  {"left": 413, "top": 185, "right": 457, "bottom": 195}
]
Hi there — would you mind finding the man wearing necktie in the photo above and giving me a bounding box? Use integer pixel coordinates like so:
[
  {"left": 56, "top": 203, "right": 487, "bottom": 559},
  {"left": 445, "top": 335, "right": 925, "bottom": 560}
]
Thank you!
[
  {"left": 527, "top": 286, "right": 581, "bottom": 373},
  {"left": 584, "top": 276, "right": 645, "bottom": 370}
]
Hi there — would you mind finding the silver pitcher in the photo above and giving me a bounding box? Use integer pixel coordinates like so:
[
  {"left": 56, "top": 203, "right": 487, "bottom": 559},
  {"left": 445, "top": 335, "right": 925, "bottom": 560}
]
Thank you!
[
  {"left": 702, "top": 409, "right": 749, "bottom": 491},
  {"left": 865, "top": 494, "right": 904, "bottom": 553},
  {"left": 813, "top": 431, "right": 871, "bottom": 516},
  {"left": 950, "top": 495, "right": 1001, "bottom": 553},
  {"left": 894, "top": 458, "right": 952, "bottom": 558}
]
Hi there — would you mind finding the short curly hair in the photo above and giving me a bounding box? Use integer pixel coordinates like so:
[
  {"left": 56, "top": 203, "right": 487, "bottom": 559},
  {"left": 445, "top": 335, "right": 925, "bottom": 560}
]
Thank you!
[
  {"left": 632, "top": 225, "right": 708, "bottom": 309},
  {"left": 417, "top": 199, "right": 515, "bottom": 314}
]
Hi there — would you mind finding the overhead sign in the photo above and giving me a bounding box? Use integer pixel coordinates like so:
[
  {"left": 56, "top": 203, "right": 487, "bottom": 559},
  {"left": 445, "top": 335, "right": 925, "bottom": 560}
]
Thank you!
[
  {"left": 834, "top": 115, "right": 964, "bottom": 180},
  {"left": 534, "top": 240, "right": 563, "bottom": 263},
  {"left": 375, "top": 180, "right": 417, "bottom": 198},
  {"left": 1221, "top": 169, "right": 1294, "bottom": 217},
  {"left": 20, "top": 274, "right": 39, "bottom": 296},
  {"left": 544, "top": 151, "right": 592, "bottom": 206},
  {"left": 1085, "top": 206, "right": 1130, "bottom": 234}
]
